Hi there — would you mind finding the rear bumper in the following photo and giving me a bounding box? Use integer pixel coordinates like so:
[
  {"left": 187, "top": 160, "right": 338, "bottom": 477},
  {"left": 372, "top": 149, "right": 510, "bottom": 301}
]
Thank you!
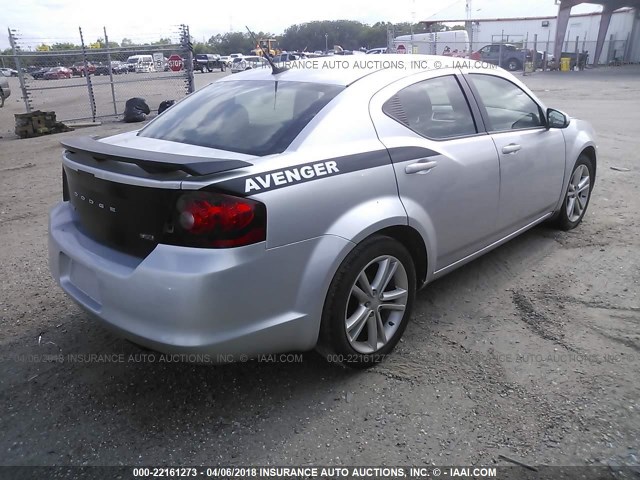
[{"left": 49, "top": 202, "right": 352, "bottom": 358}]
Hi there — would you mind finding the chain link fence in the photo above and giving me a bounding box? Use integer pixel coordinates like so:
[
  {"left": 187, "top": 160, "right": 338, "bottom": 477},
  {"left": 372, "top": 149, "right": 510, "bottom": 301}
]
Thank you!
[
  {"left": 386, "top": 37, "right": 633, "bottom": 74},
  {"left": 2, "top": 25, "right": 194, "bottom": 123},
  {"left": 483, "top": 34, "right": 632, "bottom": 68}
]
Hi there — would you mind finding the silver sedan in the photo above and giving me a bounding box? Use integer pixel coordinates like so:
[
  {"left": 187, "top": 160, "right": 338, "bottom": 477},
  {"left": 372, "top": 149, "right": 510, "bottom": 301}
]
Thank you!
[{"left": 49, "top": 55, "right": 597, "bottom": 367}]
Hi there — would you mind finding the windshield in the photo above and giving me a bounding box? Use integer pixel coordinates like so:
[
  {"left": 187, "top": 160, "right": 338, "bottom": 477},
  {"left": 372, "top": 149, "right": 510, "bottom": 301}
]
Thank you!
[{"left": 139, "top": 80, "right": 344, "bottom": 156}]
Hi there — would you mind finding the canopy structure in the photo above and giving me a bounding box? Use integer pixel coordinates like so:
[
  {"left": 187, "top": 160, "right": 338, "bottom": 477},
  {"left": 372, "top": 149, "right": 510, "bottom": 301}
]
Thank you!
[
  {"left": 554, "top": 0, "right": 640, "bottom": 64},
  {"left": 423, "top": 0, "right": 640, "bottom": 65}
]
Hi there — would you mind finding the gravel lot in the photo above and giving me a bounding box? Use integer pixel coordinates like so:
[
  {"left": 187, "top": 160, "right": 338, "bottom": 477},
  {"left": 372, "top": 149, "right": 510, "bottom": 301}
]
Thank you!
[
  {"left": 0, "top": 70, "right": 204, "bottom": 127},
  {"left": 0, "top": 66, "right": 638, "bottom": 470}
]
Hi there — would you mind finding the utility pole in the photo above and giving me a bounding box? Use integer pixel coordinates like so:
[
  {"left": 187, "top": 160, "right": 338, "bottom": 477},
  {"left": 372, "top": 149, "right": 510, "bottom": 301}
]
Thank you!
[
  {"left": 410, "top": 0, "right": 416, "bottom": 53},
  {"left": 466, "top": 0, "right": 473, "bottom": 53}
]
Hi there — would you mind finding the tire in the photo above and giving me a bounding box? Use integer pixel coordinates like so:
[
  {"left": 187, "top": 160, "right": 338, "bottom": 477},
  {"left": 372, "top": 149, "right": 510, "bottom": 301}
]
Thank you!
[
  {"left": 554, "top": 154, "right": 594, "bottom": 231},
  {"left": 0, "top": 91, "right": 4, "bottom": 108},
  {"left": 506, "top": 58, "right": 521, "bottom": 71},
  {"left": 318, "top": 235, "right": 416, "bottom": 368}
]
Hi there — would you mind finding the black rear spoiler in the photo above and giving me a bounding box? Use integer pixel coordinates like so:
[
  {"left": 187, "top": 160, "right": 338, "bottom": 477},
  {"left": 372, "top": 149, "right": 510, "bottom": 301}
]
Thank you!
[{"left": 61, "top": 136, "right": 253, "bottom": 176}]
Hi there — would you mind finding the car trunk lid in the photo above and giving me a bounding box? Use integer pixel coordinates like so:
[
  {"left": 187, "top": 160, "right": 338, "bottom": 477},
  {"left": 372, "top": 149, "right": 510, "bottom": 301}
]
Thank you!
[{"left": 61, "top": 136, "right": 254, "bottom": 257}]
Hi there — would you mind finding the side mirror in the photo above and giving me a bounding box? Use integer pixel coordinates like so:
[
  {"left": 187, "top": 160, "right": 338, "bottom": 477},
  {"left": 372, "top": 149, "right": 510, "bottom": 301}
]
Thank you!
[{"left": 547, "top": 108, "right": 570, "bottom": 129}]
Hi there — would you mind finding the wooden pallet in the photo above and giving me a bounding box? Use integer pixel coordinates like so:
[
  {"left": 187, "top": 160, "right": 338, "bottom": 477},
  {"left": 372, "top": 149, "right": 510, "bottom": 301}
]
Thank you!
[{"left": 15, "top": 110, "right": 73, "bottom": 139}]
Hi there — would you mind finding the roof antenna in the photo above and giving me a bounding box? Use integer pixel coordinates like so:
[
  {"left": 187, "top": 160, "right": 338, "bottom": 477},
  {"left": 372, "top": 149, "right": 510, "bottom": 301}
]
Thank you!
[{"left": 245, "top": 26, "right": 288, "bottom": 74}]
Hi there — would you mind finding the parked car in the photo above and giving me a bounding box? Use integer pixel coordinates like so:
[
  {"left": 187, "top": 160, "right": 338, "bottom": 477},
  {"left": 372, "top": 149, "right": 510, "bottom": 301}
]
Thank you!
[
  {"left": 29, "top": 67, "right": 50, "bottom": 80},
  {"left": 114, "top": 61, "right": 129, "bottom": 74},
  {"left": 0, "top": 76, "right": 10, "bottom": 107},
  {"left": 272, "top": 53, "right": 301, "bottom": 63},
  {"left": 71, "top": 62, "right": 96, "bottom": 77},
  {"left": 366, "top": 48, "right": 387, "bottom": 54},
  {"left": 44, "top": 67, "right": 73, "bottom": 80},
  {"left": 95, "top": 61, "right": 128, "bottom": 75},
  {"left": 126, "top": 55, "right": 155, "bottom": 73},
  {"left": 470, "top": 44, "right": 528, "bottom": 71},
  {"left": 0, "top": 68, "right": 19, "bottom": 77},
  {"left": 193, "top": 54, "right": 226, "bottom": 73},
  {"left": 94, "top": 62, "right": 108, "bottom": 75},
  {"left": 49, "top": 55, "right": 597, "bottom": 367},
  {"left": 230, "top": 56, "right": 268, "bottom": 73}
]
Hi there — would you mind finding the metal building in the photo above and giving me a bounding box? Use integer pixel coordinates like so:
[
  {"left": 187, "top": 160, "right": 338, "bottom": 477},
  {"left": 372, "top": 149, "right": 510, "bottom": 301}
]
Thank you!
[{"left": 423, "top": 0, "right": 640, "bottom": 65}]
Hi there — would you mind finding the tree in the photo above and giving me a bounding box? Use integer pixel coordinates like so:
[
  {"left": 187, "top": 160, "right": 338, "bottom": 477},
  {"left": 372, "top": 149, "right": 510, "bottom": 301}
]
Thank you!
[
  {"left": 151, "top": 38, "right": 173, "bottom": 45},
  {"left": 278, "top": 20, "right": 434, "bottom": 52},
  {"left": 281, "top": 20, "right": 367, "bottom": 52},
  {"left": 208, "top": 32, "right": 255, "bottom": 55},
  {"left": 121, "top": 38, "right": 134, "bottom": 46},
  {"left": 359, "top": 21, "right": 391, "bottom": 49},
  {"left": 192, "top": 41, "right": 215, "bottom": 55},
  {"left": 51, "top": 42, "right": 78, "bottom": 50}
]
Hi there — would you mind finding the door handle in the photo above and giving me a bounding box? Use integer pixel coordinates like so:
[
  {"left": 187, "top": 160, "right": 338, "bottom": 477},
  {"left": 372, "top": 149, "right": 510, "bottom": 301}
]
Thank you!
[
  {"left": 502, "top": 144, "right": 522, "bottom": 154},
  {"left": 405, "top": 160, "right": 438, "bottom": 175}
]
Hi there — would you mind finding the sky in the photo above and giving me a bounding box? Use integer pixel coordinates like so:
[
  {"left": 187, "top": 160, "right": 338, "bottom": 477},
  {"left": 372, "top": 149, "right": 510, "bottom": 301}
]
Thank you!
[
  {"left": 0, "top": 0, "right": 445, "bottom": 50},
  {"left": 1, "top": 0, "right": 596, "bottom": 51}
]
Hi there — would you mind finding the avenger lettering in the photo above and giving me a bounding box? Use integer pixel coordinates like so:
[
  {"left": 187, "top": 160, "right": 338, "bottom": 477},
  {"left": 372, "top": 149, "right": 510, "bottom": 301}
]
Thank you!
[{"left": 245, "top": 161, "right": 339, "bottom": 193}]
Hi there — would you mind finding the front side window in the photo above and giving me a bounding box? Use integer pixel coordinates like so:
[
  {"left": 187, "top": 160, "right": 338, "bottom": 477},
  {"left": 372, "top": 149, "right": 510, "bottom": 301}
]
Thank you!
[
  {"left": 139, "top": 80, "right": 344, "bottom": 156},
  {"left": 383, "top": 75, "right": 477, "bottom": 139},
  {"left": 469, "top": 74, "right": 544, "bottom": 131}
]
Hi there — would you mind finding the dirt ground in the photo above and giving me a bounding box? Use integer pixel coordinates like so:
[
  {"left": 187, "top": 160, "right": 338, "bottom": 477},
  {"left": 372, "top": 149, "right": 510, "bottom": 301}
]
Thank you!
[
  {"left": 0, "top": 71, "right": 189, "bottom": 126},
  {"left": 0, "top": 66, "right": 638, "bottom": 470}
]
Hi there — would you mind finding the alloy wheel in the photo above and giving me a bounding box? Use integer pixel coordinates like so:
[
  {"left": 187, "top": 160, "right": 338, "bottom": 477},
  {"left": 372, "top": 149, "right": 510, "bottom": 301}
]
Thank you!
[
  {"left": 566, "top": 164, "right": 591, "bottom": 222},
  {"left": 345, "top": 255, "right": 408, "bottom": 354}
]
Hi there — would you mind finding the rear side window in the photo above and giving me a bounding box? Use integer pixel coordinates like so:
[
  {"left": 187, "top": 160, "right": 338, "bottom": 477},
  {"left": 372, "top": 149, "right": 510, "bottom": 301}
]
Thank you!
[
  {"left": 139, "top": 80, "right": 344, "bottom": 156},
  {"left": 383, "top": 75, "right": 477, "bottom": 139},
  {"left": 468, "top": 74, "right": 544, "bottom": 131}
]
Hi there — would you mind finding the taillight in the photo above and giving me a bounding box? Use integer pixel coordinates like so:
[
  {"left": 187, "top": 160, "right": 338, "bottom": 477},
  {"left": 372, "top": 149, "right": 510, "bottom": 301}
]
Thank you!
[{"left": 173, "top": 192, "right": 266, "bottom": 248}]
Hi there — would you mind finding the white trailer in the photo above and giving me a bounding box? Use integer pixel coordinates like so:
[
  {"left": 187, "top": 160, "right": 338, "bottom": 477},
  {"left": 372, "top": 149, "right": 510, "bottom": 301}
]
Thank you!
[{"left": 392, "top": 31, "right": 470, "bottom": 56}]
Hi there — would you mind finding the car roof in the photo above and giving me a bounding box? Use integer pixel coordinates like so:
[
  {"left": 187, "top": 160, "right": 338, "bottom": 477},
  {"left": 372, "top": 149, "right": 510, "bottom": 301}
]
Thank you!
[{"left": 218, "top": 54, "right": 478, "bottom": 86}]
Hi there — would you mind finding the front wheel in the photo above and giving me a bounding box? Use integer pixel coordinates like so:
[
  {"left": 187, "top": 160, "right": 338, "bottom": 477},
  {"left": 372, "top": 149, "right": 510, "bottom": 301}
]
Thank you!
[
  {"left": 506, "top": 58, "right": 521, "bottom": 71},
  {"left": 318, "top": 235, "right": 416, "bottom": 368},
  {"left": 554, "top": 154, "right": 594, "bottom": 230}
]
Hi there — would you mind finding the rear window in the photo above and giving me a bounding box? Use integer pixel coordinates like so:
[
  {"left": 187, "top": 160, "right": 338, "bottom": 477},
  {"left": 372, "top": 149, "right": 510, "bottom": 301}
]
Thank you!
[{"left": 139, "top": 80, "right": 344, "bottom": 156}]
